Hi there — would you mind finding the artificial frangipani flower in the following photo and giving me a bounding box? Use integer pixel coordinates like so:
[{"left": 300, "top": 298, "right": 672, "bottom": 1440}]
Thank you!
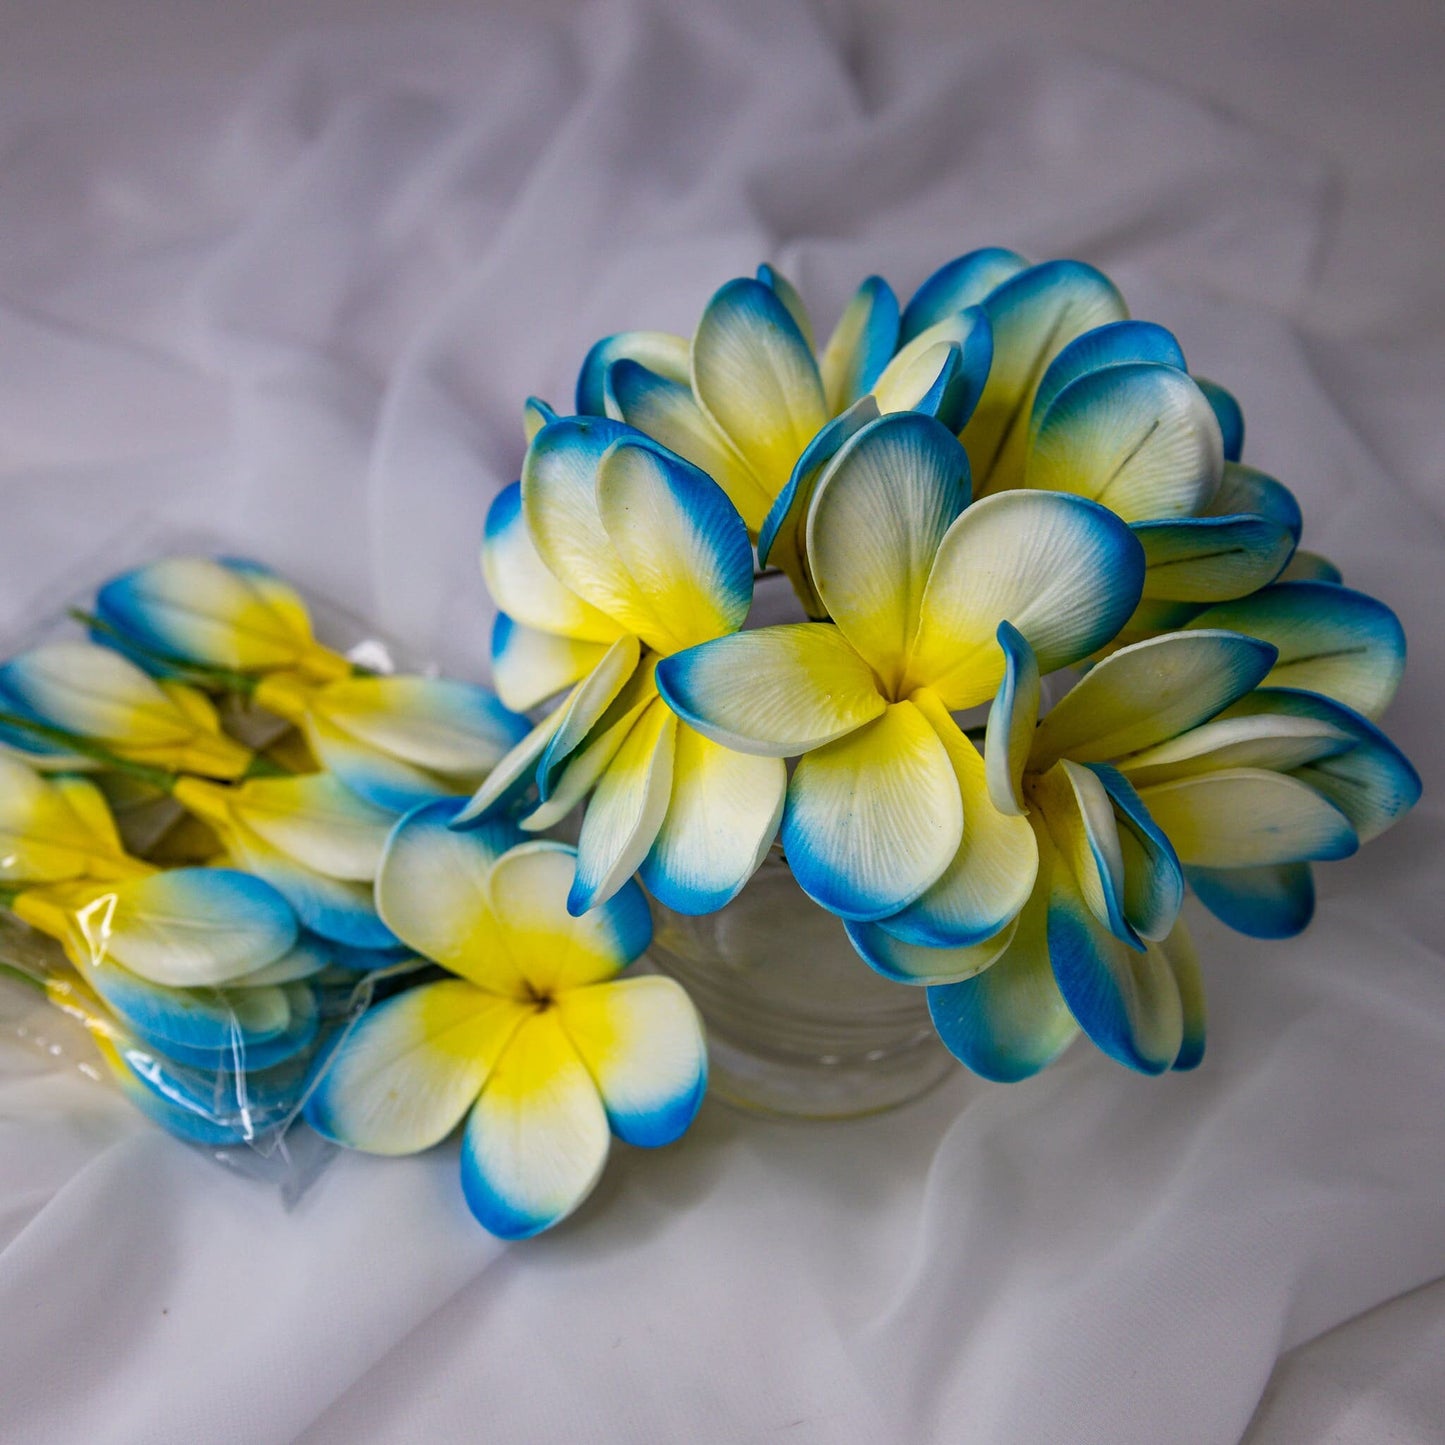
[
  {"left": 469, "top": 419, "right": 786, "bottom": 918},
  {"left": 308, "top": 803, "right": 706, "bottom": 1239}
]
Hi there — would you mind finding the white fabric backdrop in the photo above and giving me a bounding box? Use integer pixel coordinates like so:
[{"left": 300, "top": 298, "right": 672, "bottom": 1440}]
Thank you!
[{"left": 0, "top": 2, "right": 1441, "bottom": 1441}]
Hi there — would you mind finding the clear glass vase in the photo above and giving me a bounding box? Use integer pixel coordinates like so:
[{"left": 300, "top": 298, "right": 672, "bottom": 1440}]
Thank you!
[{"left": 646, "top": 852, "right": 956, "bottom": 1120}]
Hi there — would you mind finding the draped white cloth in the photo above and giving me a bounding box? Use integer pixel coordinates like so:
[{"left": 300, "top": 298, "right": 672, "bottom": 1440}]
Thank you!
[{"left": 1, "top": 3, "right": 1441, "bottom": 1441}]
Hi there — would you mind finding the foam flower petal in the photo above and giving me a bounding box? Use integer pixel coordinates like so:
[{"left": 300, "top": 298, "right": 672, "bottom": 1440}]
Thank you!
[
  {"left": 1161, "top": 921, "right": 1206, "bottom": 1070},
  {"left": 1028, "top": 629, "right": 1278, "bottom": 770},
  {"left": 451, "top": 707, "right": 566, "bottom": 827},
  {"left": 782, "top": 700, "right": 962, "bottom": 921},
  {"left": 1278, "top": 550, "right": 1342, "bottom": 584},
  {"left": 1205, "top": 462, "right": 1302, "bottom": 541},
  {"left": 538, "top": 635, "right": 644, "bottom": 793},
  {"left": 569, "top": 698, "right": 677, "bottom": 915},
  {"left": 757, "top": 397, "right": 879, "bottom": 617},
  {"left": 0, "top": 758, "right": 135, "bottom": 884},
  {"left": 926, "top": 852, "right": 1078, "bottom": 1080},
  {"left": 490, "top": 613, "right": 611, "bottom": 714},
  {"left": 756, "top": 263, "right": 816, "bottom": 349},
  {"left": 13, "top": 868, "right": 298, "bottom": 987},
  {"left": 808, "top": 412, "right": 971, "bottom": 692},
  {"left": 603, "top": 360, "right": 771, "bottom": 531},
  {"left": 486, "top": 841, "right": 652, "bottom": 991},
  {"left": 460, "top": 1009, "right": 611, "bottom": 1239},
  {"left": 657, "top": 623, "right": 886, "bottom": 756},
  {"left": 820, "top": 275, "right": 900, "bottom": 412},
  {"left": 134, "top": 983, "right": 320, "bottom": 1074},
  {"left": 1030, "top": 320, "right": 1187, "bottom": 442},
  {"left": 375, "top": 800, "right": 526, "bottom": 988},
  {"left": 0, "top": 642, "right": 250, "bottom": 779},
  {"left": 964, "top": 259, "right": 1128, "bottom": 494},
  {"left": 847, "top": 914, "right": 1018, "bottom": 987},
  {"left": 1047, "top": 861, "right": 1184, "bottom": 1075},
  {"left": 640, "top": 725, "right": 786, "bottom": 915},
  {"left": 1030, "top": 760, "right": 1133, "bottom": 943},
  {"left": 307, "top": 979, "right": 530, "bottom": 1154},
  {"left": 304, "top": 713, "right": 471, "bottom": 815},
  {"left": 1186, "top": 862, "right": 1315, "bottom": 939},
  {"left": 557, "top": 975, "right": 706, "bottom": 1146},
  {"left": 576, "top": 330, "right": 690, "bottom": 415},
  {"left": 984, "top": 621, "right": 1040, "bottom": 816},
  {"left": 1113, "top": 712, "right": 1354, "bottom": 788},
  {"left": 96, "top": 556, "right": 346, "bottom": 680},
  {"left": 875, "top": 689, "right": 1037, "bottom": 948},
  {"left": 523, "top": 396, "right": 558, "bottom": 441},
  {"left": 1028, "top": 362, "right": 1222, "bottom": 522},
  {"left": 906, "top": 491, "right": 1144, "bottom": 709},
  {"left": 1093, "top": 764, "right": 1185, "bottom": 942},
  {"left": 1187, "top": 583, "right": 1407, "bottom": 721},
  {"left": 691, "top": 277, "right": 828, "bottom": 506},
  {"left": 481, "top": 481, "right": 622, "bottom": 644},
  {"left": 1136, "top": 768, "right": 1358, "bottom": 867},
  {"left": 1133, "top": 514, "right": 1295, "bottom": 602},
  {"left": 871, "top": 306, "right": 992, "bottom": 431},
  {"left": 899, "top": 247, "right": 1029, "bottom": 343},
  {"left": 1195, "top": 377, "right": 1244, "bottom": 462},
  {"left": 595, "top": 438, "right": 754, "bottom": 650}
]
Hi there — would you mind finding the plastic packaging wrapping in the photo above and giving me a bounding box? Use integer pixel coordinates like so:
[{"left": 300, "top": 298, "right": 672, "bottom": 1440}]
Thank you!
[{"left": 0, "top": 539, "right": 465, "bottom": 1195}]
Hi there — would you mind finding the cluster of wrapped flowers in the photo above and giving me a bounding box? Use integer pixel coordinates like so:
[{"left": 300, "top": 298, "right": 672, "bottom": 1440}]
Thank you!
[{"left": 474, "top": 248, "right": 1419, "bottom": 1087}]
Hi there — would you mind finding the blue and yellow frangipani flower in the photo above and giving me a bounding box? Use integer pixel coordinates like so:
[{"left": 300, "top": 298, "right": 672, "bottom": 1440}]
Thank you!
[
  {"left": 251, "top": 671, "right": 530, "bottom": 815},
  {"left": 0, "top": 755, "right": 149, "bottom": 886},
  {"left": 657, "top": 410, "right": 1146, "bottom": 927},
  {"left": 0, "top": 641, "right": 253, "bottom": 779},
  {"left": 921, "top": 618, "right": 1416, "bottom": 1079},
  {"left": 94, "top": 556, "right": 352, "bottom": 684},
  {"left": 471, "top": 418, "right": 786, "bottom": 917},
  {"left": 171, "top": 772, "right": 400, "bottom": 951},
  {"left": 307, "top": 803, "right": 707, "bottom": 1239}
]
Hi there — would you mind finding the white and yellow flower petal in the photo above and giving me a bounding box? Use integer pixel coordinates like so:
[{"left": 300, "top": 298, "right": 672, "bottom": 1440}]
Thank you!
[
  {"left": 1029, "top": 319, "right": 1187, "bottom": 444},
  {"left": 13, "top": 867, "right": 297, "bottom": 987},
  {"left": 451, "top": 707, "right": 567, "bottom": 828},
  {"left": 964, "top": 259, "right": 1128, "bottom": 495},
  {"left": 523, "top": 396, "right": 558, "bottom": 442},
  {"left": 575, "top": 330, "right": 690, "bottom": 415},
  {"left": 1222, "top": 688, "right": 1421, "bottom": 842},
  {"left": 848, "top": 913, "right": 1018, "bottom": 987},
  {"left": 808, "top": 412, "right": 971, "bottom": 692},
  {"left": 874, "top": 689, "right": 1037, "bottom": 948},
  {"left": 1188, "top": 582, "right": 1406, "bottom": 721},
  {"left": 603, "top": 360, "right": 772, "bottom": 530},
  {"left": 1027, "top": 362, "right": 1222, "bottom": 522},
  {"left": 537, "top": 635, "right": 644, "bottom": 794},
  {"left": 1186, "top": 862, "right": 1315, "bottom": 939},
  {"left": 375, "top": 799, "right": 526, "bottom": 988},
  {"left": 306, "top": 978, "right": 529, "bottom": 1154},
  {"left": 871, "top": 306, "right": 992, "bottom": 431},
  {"left": 1112, "top": 711, "right": 1353, "bottom": 789},
  {"left": 1030, "top": 759, "right": 1133, "bottom": 943},
  {"left": 1194, "top": 377, "right": 1244, "bottom": 462},
  {"left": 925, "top": 847, "right": 1078, "bottom": 1080},
  {"left": 595, "top": 437, "right": 754, "bottom": 651},
  {"left": 481, "top": 480, "right": 622, "bottom": 644},
  {"left": 1136, "top": 768, "right": 1358, "bottom": 867},
  {"left": 1133, "top": 514, "right": 1295, "bottom": 602},
  {"left": 460, "top": 1009, "right": 612, "bottom": 1239},
  {"left": 0, "top": 642, "right": 251, "bottom": 778},
  {"left": 1277, "top": 550, "right": 1342, "bottom": 584},
  {"left": 756, "top": 263, "right": 816, "bottom": 350},
  {"left": 984, "top": 620, "right": 1040, "bottom": 816},
  {"left": 1160, "top": 919, "right": 1206, "bottom": 1070},
  {"left": 1028, "top": 629, "right": 1278, "bottom": 770},
  {"left": 486, "top": 839, "right": 652, "bottom": 991},
  {"left": 490, "top": 612, "right": 611, "bottom": 714},
  {"left": 557, "top": 975, "right": 706, "bottom": 1146},
  {"left": 1205, "top": 462, "right": 1302, "bottom": 539},
  {"left": 899, "top": 246, "right": 1028, "bottom": 344},
  {"left": 820, "top": 274, "right": 900, "bottom": 412},
  {"left": 0, "top": 758, "right": 137, "bottom": 884},
  {"left": 1093, "top": 764, "right": 1185, "bottom": 942},
  {"left": 756, "top": 397, "right": 879, "bottom": 617},
  {"left": 640, "top": 724, "right": 786, "bottom": 915},
  {"left": 657, "top": 623, "right": 886, "bottom": 756},
  {"left": 569, "top": 698, "right": 678, "bottom": 915},
  {"left": 782, "top": 699, "right": 962, "bottom": 921},
  {"left": 691, "top": 276, "right": 829, "bottom": 506},
  {"left": 906, "top": 490, "right": 1144, "bottom": 708},
  {"left": 95, "top": 555, "right": 346, "bottom": 680}
]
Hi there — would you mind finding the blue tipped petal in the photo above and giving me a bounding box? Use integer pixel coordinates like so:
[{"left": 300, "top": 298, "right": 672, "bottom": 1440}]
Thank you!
[
  {"left": 1195, "top": 378, "right": 1244, "bottom": 462},
  {"left": 849, "top": 914, "right": 1018, "bottom": 987},
  {"left": 490, "top": 612, "right": 610, "bottom": 715},
  {"left": 1134, "top": 514, "right": 1295, "bottom": 602},
  {"left": 872, "top": 306, "right": 993, "bottom": 432},
  {"left": 819, "top": 275, "right": 901, "bottom": 412},
  {"left": 1091, "top": 764, "right": 1185, "bottom": 942},
  {"left": 137, "top": 984, "right": 320, "bottom": 1073},
  {"left": 1188, "top": 582, "right": 1407, "bottom": 721},
  {"left": 576, "top": 330, "right": 690, "bottom": 415},
  {"left": 900, "top": 247, "right": 1029, "bottom": 343},
  {"left": 1278, "top": 550, "right": 1343, "bottom": 584},
  {"left": 1206, "top": 462, "right": 1303, "bottom": 542},
  {"left": 1031, "top": 320, "right": 1187, "bottom": 441},
  {"left": 1187, "top": 862, "right": 1315, "bottom": 938},
  {"left": 984, "top": 620, "right": 1040, "bottom": 816},
  {"left": 756, "top": 263, "right": 815, "bottom": 349}
]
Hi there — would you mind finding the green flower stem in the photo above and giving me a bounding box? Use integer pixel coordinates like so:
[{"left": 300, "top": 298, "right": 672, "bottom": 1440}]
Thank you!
[
  {"left": 0, "top": 710, "right": 179, "bottom": 792},
  {"left": 0, "top": 959, "right": 47, "bottom": 995},
  {"left": 68, "top": 610, "right": 261, "bottom": 696}
]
